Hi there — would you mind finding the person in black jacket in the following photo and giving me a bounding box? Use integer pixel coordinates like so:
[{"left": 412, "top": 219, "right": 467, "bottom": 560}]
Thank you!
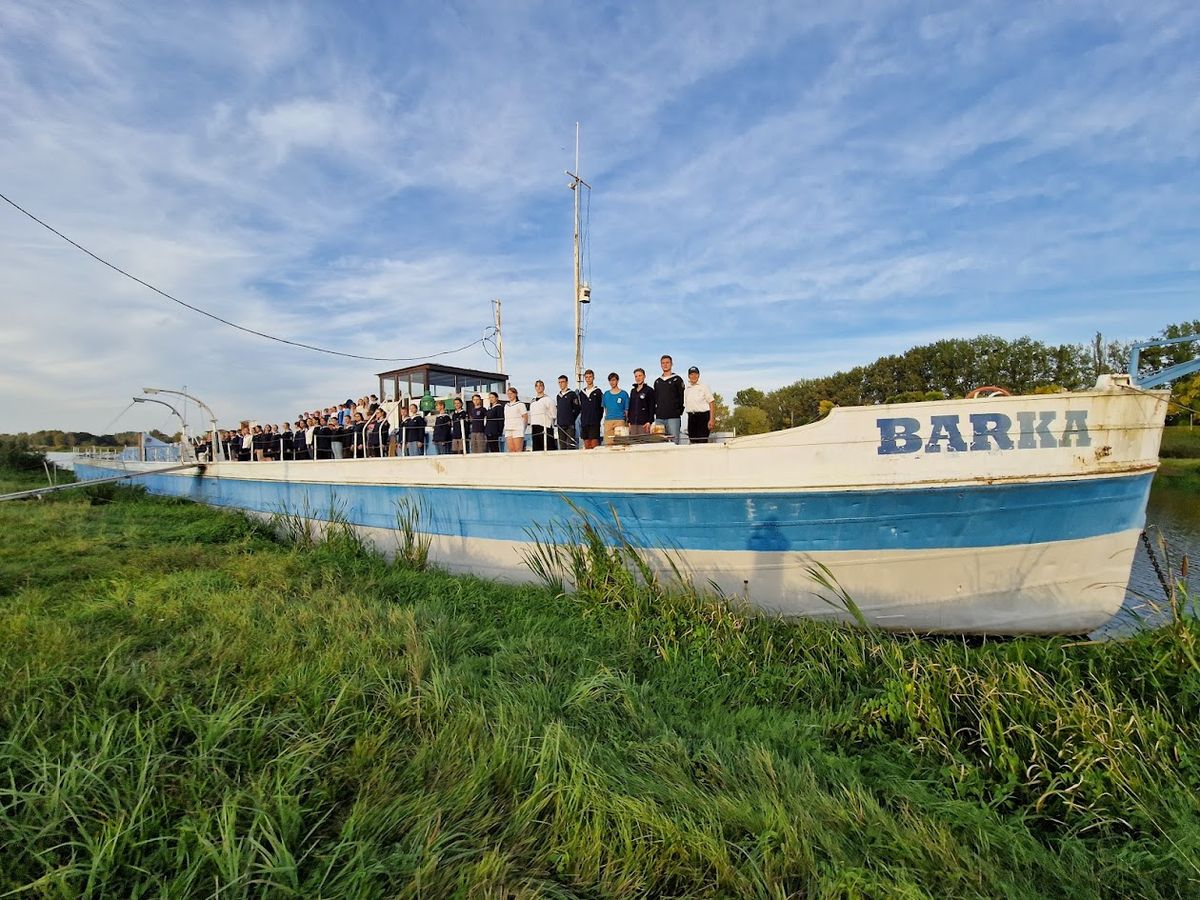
[
  {"left": 365, "top": 410, "right": 388, "bottom": 457},
  {"left": 484, "top": 391, "right": 505, "bottom": 452},
  {"left": 432, "top": 400, "right": 453, "bottom": 455},
  {"left": 468, "top": 394, "right": 487, "bottom": 454},
  {"left": 291, "top": 420, "right": 309, "bottom": 460},
  {"left": 555, "top": 375, "right": 580, "bottom": 450},
  {"left": 403, "top": 404, "right": 427, "bottom": 456},
  {"left": 627, "top": 368, "right": 656, "bottom": 435},
  {"left": 653, "top": 354, "right": 685, "bottom": 443},
  {"left": 578, "top": 369, "right": 603, "bottom": 449},
  {"left": 451, "top": 397, "right": 468, "bottom": 454},
  {"left": 251, "top": 425, "right": 268, "bottom": 461},
  {"left": 314, "top": 418, "right": 335, "bottom": 460}
]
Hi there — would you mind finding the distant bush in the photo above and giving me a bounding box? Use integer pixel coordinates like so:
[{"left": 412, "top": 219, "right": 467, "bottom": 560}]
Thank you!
[
  {"left": 0, "top": 437, "right": 46, "bottom": 472},
  {"left": 884, "top": 390, "right": 945, "bottom": 404}
]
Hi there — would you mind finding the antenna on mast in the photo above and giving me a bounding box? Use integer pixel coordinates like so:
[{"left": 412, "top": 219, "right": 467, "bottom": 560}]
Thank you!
[
  {"left": 492, "top": 298, "right": 505, "bottom": 374},
  {"left": 566, "top": 122, "right": 592, "bottom": 387}
]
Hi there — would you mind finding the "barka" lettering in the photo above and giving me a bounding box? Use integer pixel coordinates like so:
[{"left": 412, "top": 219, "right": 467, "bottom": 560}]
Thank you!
[{"left": 876, "top": 411, "right": 1090, "bottom": 455}]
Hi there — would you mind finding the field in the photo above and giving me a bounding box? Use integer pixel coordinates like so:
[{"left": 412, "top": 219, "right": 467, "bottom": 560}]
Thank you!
[{"left": 2, "top": 467, "right": 1199, "bottom": 898}]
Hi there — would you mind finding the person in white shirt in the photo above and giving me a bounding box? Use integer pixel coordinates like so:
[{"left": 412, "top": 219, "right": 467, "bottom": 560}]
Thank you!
[
  {"left": 683, "top": 366, "right": 716, "bottom": 444},
  {"left": 503, "top": 387, "right": 528, "bottom": 452},
  {"left": 528, "top": 380, "right": 556, "bottom": 451}
]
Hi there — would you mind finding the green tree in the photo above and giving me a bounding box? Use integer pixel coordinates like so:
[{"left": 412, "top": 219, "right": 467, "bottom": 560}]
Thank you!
[
  {"left": 711, "top": 393, "right": 731, "bottom": 432},
  {"left": 734, "top": 388, "right": 766, "bottom": 410},
  {"left": 728, "top": 406, "right": 770, "bottom": 436}
]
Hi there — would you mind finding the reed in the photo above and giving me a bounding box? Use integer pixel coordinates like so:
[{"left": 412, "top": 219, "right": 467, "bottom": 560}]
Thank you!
[
  {"left": 2, "top": 467, "right": 1199, "bottom": 897},
  {"left": 393, "top": 495, "right": 432, "bottom": 572}
]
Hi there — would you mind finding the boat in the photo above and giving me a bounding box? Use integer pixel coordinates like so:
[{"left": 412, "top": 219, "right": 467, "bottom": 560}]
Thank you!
[
  {"left": 72, "top": 373, "right": 1179, "bottom": 635},
  {"left": 66, "top": 132, "right": 1198, "bottom": 635}
]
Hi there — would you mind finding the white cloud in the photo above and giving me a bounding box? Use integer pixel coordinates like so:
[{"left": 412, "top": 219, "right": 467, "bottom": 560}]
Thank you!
[{"left": 0, "top": 0, "right": 1197, "bottom": 432}]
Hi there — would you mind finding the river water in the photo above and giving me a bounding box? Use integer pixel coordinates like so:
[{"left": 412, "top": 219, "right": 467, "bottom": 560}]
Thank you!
[{"left": 1098, "top": 483, "right": 1198, "bottom": 637}]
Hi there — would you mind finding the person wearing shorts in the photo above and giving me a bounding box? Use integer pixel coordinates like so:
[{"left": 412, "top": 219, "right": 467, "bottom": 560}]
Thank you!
[
  {"left": 578, "top": 369, "right": 603, "bottom": 449},
  {"left": 602, "top": 372, "right": 628, "bottom": 442},
  {"left": 503, "top": 387, "right": 528, "bottom": 452}
]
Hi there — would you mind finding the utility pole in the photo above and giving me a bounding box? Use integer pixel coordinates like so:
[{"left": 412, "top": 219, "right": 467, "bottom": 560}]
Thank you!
[
  {"left": 566, "top": 123, "right": 592, "bottom": 387},
  {"left": 492, "top": 299, "right": 505, "bottom": 374}
]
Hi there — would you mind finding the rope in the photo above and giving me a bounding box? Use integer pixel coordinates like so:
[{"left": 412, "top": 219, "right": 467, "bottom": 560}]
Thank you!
[
  {"left": 1119, "top": 382, "right": 1200, "bottom": 416},
  {"left": 0, "top": 190, "right": 493, "bottom": 363},
  {"left": 99, "top": 401, "right": 137, "bottom": 434}
]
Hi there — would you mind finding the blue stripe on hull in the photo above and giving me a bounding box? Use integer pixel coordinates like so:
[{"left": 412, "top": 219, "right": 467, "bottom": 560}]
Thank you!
[{"left": 75, "top": 465, "right": 1152, "bottom": 553}]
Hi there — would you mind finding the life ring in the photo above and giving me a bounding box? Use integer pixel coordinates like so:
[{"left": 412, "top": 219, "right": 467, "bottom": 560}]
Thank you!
[{"left": 966, "top": 386, "right": 1012, "bottom": 399}]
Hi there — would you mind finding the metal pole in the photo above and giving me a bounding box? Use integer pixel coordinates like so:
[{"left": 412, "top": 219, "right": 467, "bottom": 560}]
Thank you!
[
  {"left": 132, "top": 396, "right": 193, "bottom": 460},
  {"left": 572, "top": 123, "right": 582, "bottom": 387},
  {"left": 565, "top": 125, "right": 591, "bottom": 389},
  {"left": 143, "top": 387, "right": 223, "bottom": 462}
]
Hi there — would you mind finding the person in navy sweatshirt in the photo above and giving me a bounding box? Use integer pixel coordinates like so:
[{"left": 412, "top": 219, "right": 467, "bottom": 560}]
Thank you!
[
  {"left": 555, "top": 375, "right": 580, "bottom": 449},
  {"left": 484, "top": 391, "right": 505, "bottom": 452},
  {"left": 627, "top": 368, "right": 656, "bottom": 435}
]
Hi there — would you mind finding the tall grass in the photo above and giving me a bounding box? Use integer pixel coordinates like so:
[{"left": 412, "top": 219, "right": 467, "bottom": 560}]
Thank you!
[{"left": 2, "top": 467, "right": 1199, "bottom": 897}]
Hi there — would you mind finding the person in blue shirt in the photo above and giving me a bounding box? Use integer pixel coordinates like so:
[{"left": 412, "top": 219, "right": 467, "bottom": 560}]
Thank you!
[{"left": 602, "top": 372, "right": 629, "bottom": 444}]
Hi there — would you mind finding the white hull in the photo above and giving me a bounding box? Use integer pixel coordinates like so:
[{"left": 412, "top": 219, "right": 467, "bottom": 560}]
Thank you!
[{"left": 75, "top": 376, "right": 1169, "bottom": 634}]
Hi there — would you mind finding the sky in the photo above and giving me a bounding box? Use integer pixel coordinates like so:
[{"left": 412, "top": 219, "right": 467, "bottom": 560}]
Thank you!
[{"left": 1, "top": 0, "right": 1197, "bottom": 433}]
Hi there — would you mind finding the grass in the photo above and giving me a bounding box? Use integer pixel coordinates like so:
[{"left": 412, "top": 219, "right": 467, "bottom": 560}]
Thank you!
[
  {"left": 2, "top": 466, "right": 1199, "bottom": 897},
  {"left": 1160, "top": 424, "right": 1200, "bottom": 459},
  {"left": 1156, "top": 427, "right": 1200, "bottom": 493},
  {"left": 1156, "top": 458, "right": 1200, "bottom": 493}
]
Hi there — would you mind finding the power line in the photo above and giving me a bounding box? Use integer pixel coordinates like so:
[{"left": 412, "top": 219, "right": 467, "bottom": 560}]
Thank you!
[{"left": 0, "top": 189, "right": 492, "bottom": 363}]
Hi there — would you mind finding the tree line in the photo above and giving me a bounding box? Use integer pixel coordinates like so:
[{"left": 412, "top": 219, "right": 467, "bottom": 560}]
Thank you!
[
  {"left": 0, "top": 429, "right": 179, "bottom": 451},
  {"left": 726, "top": 320, "right": 1200, "bottom": 435}
]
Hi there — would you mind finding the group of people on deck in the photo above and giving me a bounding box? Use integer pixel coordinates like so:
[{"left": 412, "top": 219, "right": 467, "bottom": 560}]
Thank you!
[{"left": 199, "top": 355, "right": 716, "bottom": 462}]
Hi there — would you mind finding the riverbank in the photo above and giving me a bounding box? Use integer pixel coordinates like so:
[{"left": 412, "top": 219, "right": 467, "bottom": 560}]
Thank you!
[
  {"left": 1161, "top": 423, "right": 1200, "bottom": 459},
  {"left": 2, "top": 467, "right": 1199, "bottom": 897},
  {"left": 1156, "top": 458, "right": 1200, "bottom": 492}
]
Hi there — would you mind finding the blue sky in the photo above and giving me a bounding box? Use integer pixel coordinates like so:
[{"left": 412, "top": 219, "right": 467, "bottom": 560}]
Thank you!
[{"left": 1, "top": 0, "right": 1197, "bottom": 432}]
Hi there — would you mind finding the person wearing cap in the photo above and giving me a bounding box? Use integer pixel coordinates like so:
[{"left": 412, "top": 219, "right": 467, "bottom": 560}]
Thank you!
[
  {"left": 602, "top": 372, "right": 628, "bottom": 443},
  {"left": 653, "top": 354, "right": 685, "bottom": 443},
  {"left": 627, "top": 368, "right": 655, "bottom": 435},
  {"left": 578, "top": 369, "right": 603, "bottom": 449},
  {"left": 684, "top": 366, "right": 716, "bottom": 444}
]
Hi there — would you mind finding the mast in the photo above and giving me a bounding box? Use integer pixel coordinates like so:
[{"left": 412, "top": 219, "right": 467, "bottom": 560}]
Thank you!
[{"left": 566, "top": 123, "right": 591, "bottom": 387}]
